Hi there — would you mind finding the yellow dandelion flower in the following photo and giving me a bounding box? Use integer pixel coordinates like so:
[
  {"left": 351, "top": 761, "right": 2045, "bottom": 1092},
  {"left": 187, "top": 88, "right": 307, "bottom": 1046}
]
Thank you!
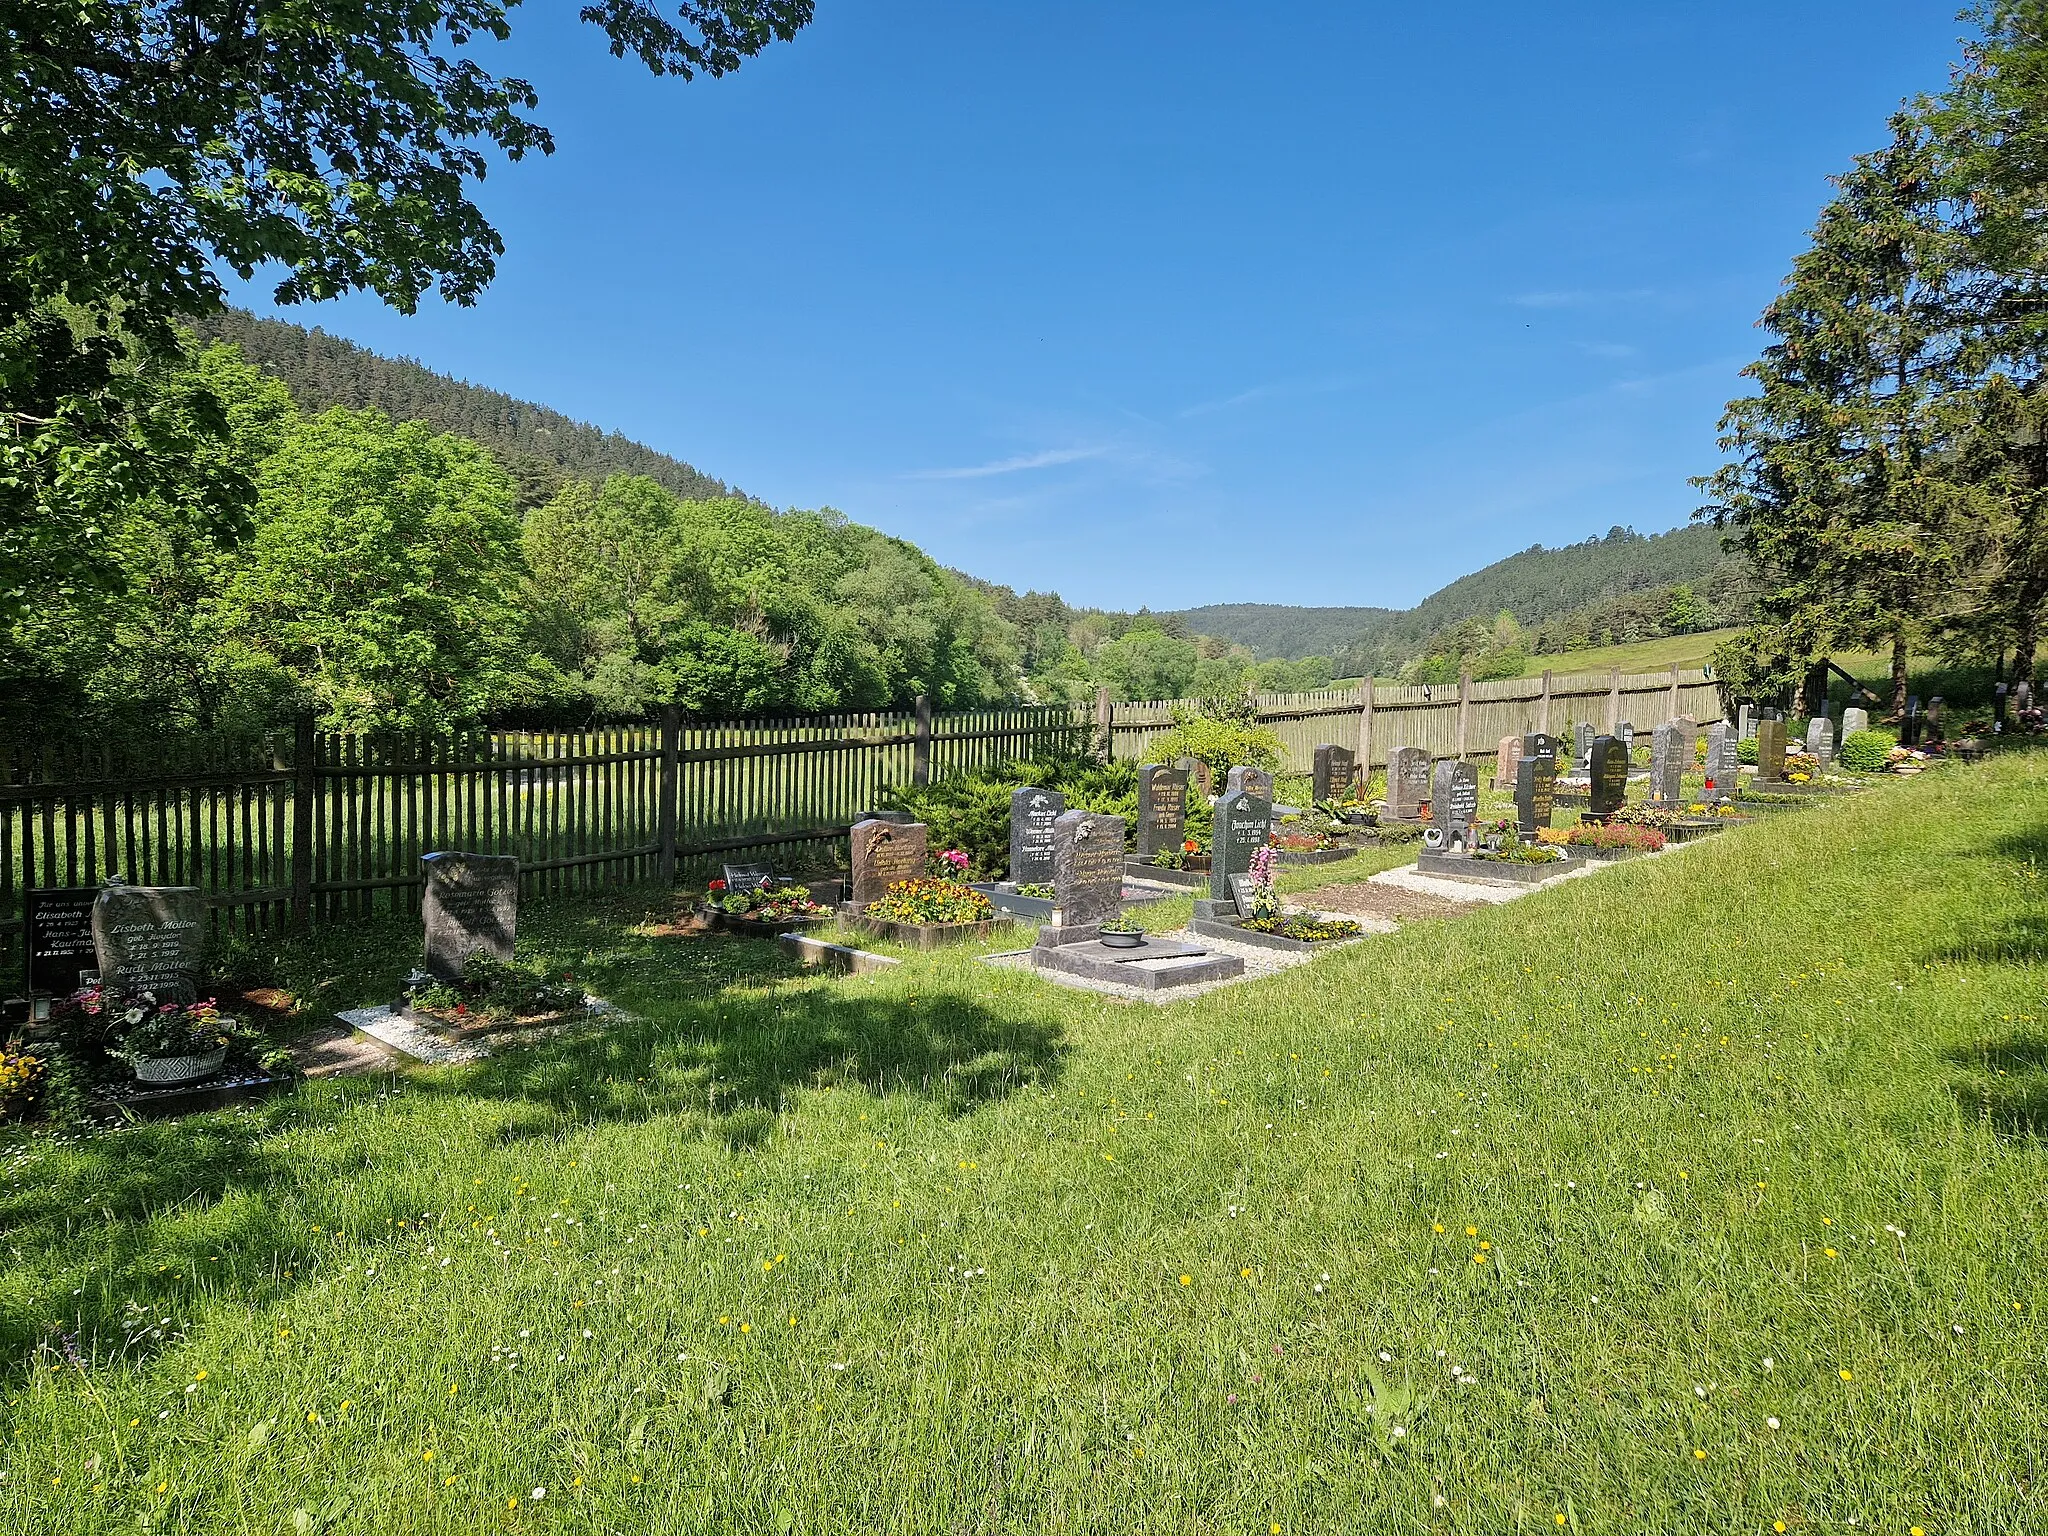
[
  {"left": 1465, "top": 1226, "right": 1478, "bottom": 1237},
  {"left": 741, "top": 1322, "right": 752, "bottom": 1334},
  {"left": 1693, "top": 1448, "right": 1706, "bottom": 1461},
  {"left": 1556, "top": 1517, "right": 1567, "bottom": 1528},
  {"left": 1838, "top": 1368, "right": 1853, "bottom": 1382},
  {"left": 1472, "top": 1252, "right": 1487, "bottom": 1264},
  {"left": 1179, "top": 1274, "right": 1192, "bottom": 1286},
  {"left": 1775, "top": 1523, "right": 1787, "bottom": 1533},
  {"left": 1432, "top": 1223, "right": 1444, "bottom": 1233},
  {"left": 422, "top": 1450, "right": 434, "bottom": 1461}
]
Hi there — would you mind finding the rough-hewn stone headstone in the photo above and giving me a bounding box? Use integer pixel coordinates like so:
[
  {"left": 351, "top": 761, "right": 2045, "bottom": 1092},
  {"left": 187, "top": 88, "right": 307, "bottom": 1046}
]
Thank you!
[
  {"left": 850, "top": 818, "right": 928, "bottom": 908},
  {"left": 26, "top": 886, "right": 99, "bottom": 999},
  {"left": 1008, "top": 787, "right": 1064, "bottom": 883},
  {"left": 1755, "top": 717, "right": 1787, "bottom": 781},
  {"left": 1842, "top": 705, "right": 1870, "bottom": 737},
  {"left": 1429, "top": 760, "right": 1480, "bottom": 851},
  {"left": 1805, "top": 715, "right": 1834, "bottom": 770},
  {"left": 92, "top": 884, "right": 208, "bottom": 1001},
  {"left": 1210, "top": 790, "right": 1272, "bottom": 903},
  {"left": 1051, "top": 810, "right": 1126, "bottom": 928},
  {"left": 1514, "top": 754, "right": 1555, "bottom": 837},
  {"left": 1495, "top": 734, "right": 1521, "bottom": 790},
  {"left": 1703, "top": 721, "right": 1738, "bottom": 804},
  {"left": 1311, "top": 744, "right": 1357, "bottom": 804},
  {"left": 1224, "top": 765, "right": 1273, "bottom": 802},
  {"left": 1178, "top": 755, "right": 1213, "bottom": 798},
  {"left": 1573, "top": 723, "right": 1594, "bottom": 777},
  {"left": 1134, "top": 766, "right": 1186, "bottom": 858},
  {"left": 1649, "top": 721, "right": 1687, "bottom": 806},
  {"left": 420, "top": 852, "right": 518, "bottom": 982},
  {"left": 1588, "top": 737, "right": 1629, "bottom": 817},
  {"left": 1386, "top": 747, "right": 1430, "bottom": 820}
]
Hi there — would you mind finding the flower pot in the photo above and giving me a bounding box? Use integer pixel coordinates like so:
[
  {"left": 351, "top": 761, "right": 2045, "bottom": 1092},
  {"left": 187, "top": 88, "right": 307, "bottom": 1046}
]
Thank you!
[
  {"left": 131, "top": 1047, "right": 228, "bottom": 1085},
  {"left": 1099, "top": 931, "right": 1147, "bottom": 949}
]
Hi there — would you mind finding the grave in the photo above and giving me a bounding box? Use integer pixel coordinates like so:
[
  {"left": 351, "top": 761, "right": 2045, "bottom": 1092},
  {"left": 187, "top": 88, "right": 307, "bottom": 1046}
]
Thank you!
[
  {"left": 1648, "top": 721, "right": 1688, "bottom": 807},
  {"left": 1617, "top": 721, "right": 1636, "bottom": 763},
  {"left": 1587, "top": 736, "right": 1629, "bottom": 819},
  {"left": 1523, "top": 731, "right": 1558, "bottom": 767},
  {"left": 1385, "top": 746, "right": 1430, "bottom": 822},
  {"left": 24, "top": 885, "right": 99, "bottom": 1014},
  {"left": 1738, "top": 704, "right": 1756, "bottom": 741},
  {"left": 1703, "top": 721, "right": 1738, "bottom": 804},
  {"left": 1494, "top": 733, "right": 1521, "bottom": 790},
  {"left": 1514, "top": 752, "right": 1556, "bottom": 838},
  {"left": 1755, "top": 717, "right": 1787, "bottom": 782},
  {"left": 1031, "top": 811, "right": 1243, "bottom": 991},
  {"left": 1572, "top": 723, "right": 1594, "bottom": 778},
  {"left": 1225, "top": 765, "right": 1273, "bottom": 802},
  {"left": 1311, "top": 744, "right": 1357, "bottom": 804},
  {"left": 1424, "top": 760, "right": 1480, "bottom": 853},
  {"left": 848, "top": 818, "right": 928, "bottom": 909},
  {"left": 420, "top": 852, "right": 519, "bottom": 981},
  {"left": 1199, "top": 789, "right": 1272, "bottom": 919},
  {"left": 721, "top": 863, "right": 776, "bottom": 894},
  {"left": 1133, "top": 766, "right": 1186, "bottom": 859},
  {"left": 1901, "top": 696, "right": 1923, "bottom": 747},
  {"left": 92, "top": 884, "right": 208, "bottom": 1001},
  {"left": 1843, "top": 705, "right": 1870, "bottom": 737},
  {"left": 1008, "top": 787, "right": 1065, "bottom": 883},
  {"left": 1805, "top": 716, "right": 1834, "bottom": 772},
  {"left": 1045, "top": 810, "right": 1126, "bottom": 937}
]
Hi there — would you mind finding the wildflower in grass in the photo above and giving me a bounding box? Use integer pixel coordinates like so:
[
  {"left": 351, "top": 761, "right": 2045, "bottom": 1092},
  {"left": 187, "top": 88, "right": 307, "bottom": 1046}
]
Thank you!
[
  {"left": 1693, "top": 1448, "right": 1706, "bottom": 1460},
  {"left": 1179, "top": 1275, "right": 1192, "bottom": 1286},
  {"left": 1838, "top": 1368, "right": 1853, "bottom": 1382},
  {"left": 1766, "top": 1417, "right": 1780, "bottom": 1430}
]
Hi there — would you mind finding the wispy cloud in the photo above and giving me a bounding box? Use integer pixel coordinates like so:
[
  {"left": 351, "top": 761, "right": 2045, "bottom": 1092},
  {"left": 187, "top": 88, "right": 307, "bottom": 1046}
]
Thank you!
[
  {"left": 1178, "top": 374, "right": 1358, "bottom": 419},
  {"left": 902, "top": 445, "right": 1107, "bottom": 480}
]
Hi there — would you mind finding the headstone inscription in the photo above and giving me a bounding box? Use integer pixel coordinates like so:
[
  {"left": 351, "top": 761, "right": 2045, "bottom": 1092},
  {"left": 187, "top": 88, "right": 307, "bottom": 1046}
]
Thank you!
[
  {"left": 1738, "top": 703, "right": 1756, "bottom": 741},
  {"left": 25, "top": 886, "right": 99, "bottom": 1000},
  {"left": 1703, "top": 721, "right": 1738, "bottom": 804},
  {"left": 1513, "top": 753, "right": 1556, "bottom": 838},
  {"left": 1617, "top": 721, "right": 1636, "bottom": 762},
  {"left": 1051, "top": 810, "right": 1126, "bottom": 928},
  {"left": 1386, "top": 747, "right": 1430, "bottom": 821},
  {"left": 1588, "top": 736, "right": 1629, "bottom": 818},
  {"left": 1227, "top": 873, "right": 1259, "bottom": 918},
  {"left": 1842, "top": 705, "right": 1870, "bottom": 737},
  {"left": 1008, "top": 787, "right": 1065, "bottom": 883},
  {"left": 1427, "top": 760, "right": 1480, "bottom": 851},
  {"left": 419, "top": 852, "right": 518, "bottom": 982},
  {"left": 1755, "top": 717, "right": 1787, "bottom": 781},
  {"left": 1210, "top": 791, "right": 1273, "bottom": 903},
  {"left": 1804, "top": 716, "right": 1834, "bottom": 771},
  {"left": 722, "top": 863, "right": 775, "bottom": 894},
  {"left": 1495, "top": 733, "right": 1521, "bottom": 790},
  {"left": 91, "top": 884, "right": 209, "bottom": 1001},
  {"left": 1134, "top": 766, "right": 1185, "bottom": 858},
  {"left": 1311, "top": 744, "right": 1357, "bottom": 804},
  {"left": 1649, "top": 721, "right": 1687, "bottom": 806},
  {"left": 1572, "top": 723, "right": 1594, "bottom": 777},
  {"left": 1224, "top": 764, "right": 1273, "bottom": 802},
  {"left": 849, "top": 818, "right": 928, "bottom": 908},
  {"left": 1522, "top": 731, "right": 1558, "bottom": 767}
]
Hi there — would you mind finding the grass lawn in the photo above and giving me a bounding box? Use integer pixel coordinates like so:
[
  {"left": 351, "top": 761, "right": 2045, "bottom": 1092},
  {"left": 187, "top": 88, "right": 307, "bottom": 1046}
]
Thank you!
[
  {"left": 1517, "top": 628, "right": 1744, "bottom": 680},
  {"left": 5, "top": 759, "right": 2047, "bottom": 1533}
]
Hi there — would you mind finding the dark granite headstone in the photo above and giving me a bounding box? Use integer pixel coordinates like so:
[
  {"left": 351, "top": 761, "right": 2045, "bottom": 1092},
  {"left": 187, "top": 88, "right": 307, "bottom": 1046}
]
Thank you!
[
  {"left": 1703, "top": 720, "right": 1738, "bottom": 804},
  {"left": 850, "top": 818, "right": 928, "bottom": 908},
  {"left": 1210, "top": 791, "right": 1272, "bottom": 902},
  {"left": 420, "top": 852, "right": 518, "bottom": 982},
  {"left": 1051, "top": 810, "right": 1126, "bottom": 927},
  {"left": 25, "top": 886, "right": 99, "bottom": 998},
  {"left": 1429, "top": 760, "right": 1480, "bottom": 851},
  {"left": 1224, "top": 765, "right": 1273, "bottom": 802},
  {"left": 1755, "top": 717, "right": 1787, "bottom": 781},
  {"left": 722, "top": 863, "right": 775, "bottom": 894},
  {"left": 1588, "top": 736, "right": 1629, "bottom": 817},
  {"left": 1311, "top": 745, "right": 1357, "bottom": 804},
  {"left": 1513, "top": 754, "right": 1555, "bottom": 837},
  {"left": 92, "top": 884, "right": 208, "bottom": 1001},
  {"left": 1386, "top": 747, "right": 1430, "bottom": 820},
  {"left": 1008, "top": 787, "right": 1065, "bottom": 882},
  {"left": 1649, "top": 721, "right": 1687, "bottom": 806},
  {"left": 1227, "top": 873, "right": 1259, "bottom": 917},
  {"left": 1134, "top": 766, "right": 1186, "bottom": 858},
  {"left": 1900, "top": 696, "right": 1922, "bottom": 747},
  {"left": 1522, "top": 731, "right": 1558, "bottom": 767}
]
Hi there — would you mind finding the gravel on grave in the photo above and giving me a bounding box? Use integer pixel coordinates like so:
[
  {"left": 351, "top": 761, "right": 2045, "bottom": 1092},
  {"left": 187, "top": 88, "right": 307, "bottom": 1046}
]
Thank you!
[{"left": 982, "top": 926, "right": 1349, "bottom": 1005}]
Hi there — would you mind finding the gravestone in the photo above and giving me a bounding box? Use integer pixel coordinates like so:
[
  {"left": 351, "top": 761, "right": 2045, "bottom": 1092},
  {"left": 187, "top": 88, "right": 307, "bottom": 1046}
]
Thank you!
[
  {"left": 1738, "top": 703, "right": 1756, "bottom": 741},
  {"left": 1008, "top": 787, "right": 1065, "bottom": 883},
  {"left": 419, "top": 852, "right": 518, "bottom": 982},
  {"left": 1927, "top": 696, "right": 1947, "bottom": 744},
  {"left": 1311, "top": 745, "right": 1357, "bottom": 804},
  {"left": 1703, "top": 721, "right": 1738, "bottom": 804},
  {"left": 1513, "top": 753, "right": 1556, "bottom": 838},
  {"left": 1386, "top": 747, "right": 1430, "bottom": 821},
  {"left": 1428, "top": 760, "right": 1480, "bottom": 851},
  {"left": 1804, "top": 716, "right": 1834, "bottom": 771},
  {"left": 25, "top": 886, "right": 100, "bottom": 999},
  {"left": 1755, "top": 717, "right": 1787, "bottom": 781},
  {"left": 1494, "top": 733, "right": 1521, "bottom": 790},
  {"left": 1842, "top": 705, "right": 1870, "bottom": 737},
  {"left": 1617, "top": 721, "right": 1636, "bottom": 762},
  {"left": 1588, "top": 736, "right": 1629, "bottom": 818},
  {"left": 89, "top": 884, "right": 208, "bottom": 1002},
  {"left": 721, "top": 863, "right": 775, "bottom": 894},
  {"left": 1227, "top": 873, "right": 1259, "bottom": 918},
  {"left": 849, "top": 818, "right": 928, "bottom": 908},
  {"left": 1224, "top": 764, "right": 1273, "bottom": 802},
  {"left": 1210, "top": 790, "right": 1273, "bottom": 904},
  {"left": 1901, "top": 695, "right": 1923, "bottom": 747},
  {"left": 1522, "top": 731, "right": 1558, "bottom": 767},
  {"left": 1051, "top": 810, "right": 1126, "bottom": 928},
  {"left": 2016, "top": 682, "right": 2034, "bottom": 714},
  {"left": 1995, "top": 681, "right": 2010, "bottom": 730},
  {"left": 1649, "top": 721, "right": 1687, "bottom": 806},
  {"left": 1178, "top": 755, "right": 1213, "bottom": 798},
  {"left": 1134, "top": 766, "right": 1186, "bottom": 858}
]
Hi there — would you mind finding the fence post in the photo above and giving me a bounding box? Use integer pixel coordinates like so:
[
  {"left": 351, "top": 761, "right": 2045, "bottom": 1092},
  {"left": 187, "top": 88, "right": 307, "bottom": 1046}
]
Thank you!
[
  {"left": 1095, "top": 687, "right": 1115, "bottom": 762},
  {"left": 1456, "top": 670, "right": 1471, "bottom": 759},
  {"left": 1668, "top": 663, "right": 1682, "bottom": 719},
  {"left": 1605, "top": 667, "right": 1622, "bottom": 733},
  {"left": 291, "top": 713, "right": 315, "bottom": 932},
  {"left": 656, "top": 706, "right": 680, "bottom": 884},
  {"left": 1539, "top": 670, "right": 1553, "bottom": 735},
  {"left": 912, "top": 694, "right": 933, "bottom": 787},
  {"left": 1356, "top": 676, "right": 1375, "bottom": 767}
]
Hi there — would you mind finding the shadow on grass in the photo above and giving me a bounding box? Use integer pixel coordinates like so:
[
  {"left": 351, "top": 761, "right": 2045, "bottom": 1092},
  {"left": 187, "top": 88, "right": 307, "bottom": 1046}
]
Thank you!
[
  {"left": 0, "top": 906, "right": 1064, "bottom": 1379},
  {"left": 1945, "top": 1033, "right": 2048, "bottom": 1139}
]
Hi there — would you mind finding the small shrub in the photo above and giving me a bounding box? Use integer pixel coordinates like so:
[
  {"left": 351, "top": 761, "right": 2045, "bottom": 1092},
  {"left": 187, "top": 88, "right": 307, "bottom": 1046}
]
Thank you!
[{"left": 1840, "top": 729, "right": 1894, "bottom": 772}]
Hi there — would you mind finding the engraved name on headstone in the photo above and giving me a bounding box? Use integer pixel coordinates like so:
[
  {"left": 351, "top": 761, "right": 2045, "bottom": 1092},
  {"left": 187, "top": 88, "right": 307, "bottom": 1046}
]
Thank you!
[
  {"left": 1224, "top": 764, "right": 1273, "bottom": 802},
  {"left": 1703, "top": 720, "right": 1738, "bottom": 804},
  {"left": 1386, "top": 747, "right": 1431, "bottom": 821},
  {"left": 1588, "top": 736, "right": 1629, "bottom": 818},
  {"left": 1573, "top": 723, "right": 1594, "bottom": 777},
  {"left": 420, "top": 852, "right": 519, "bottom": 981},
  {"left": 1052, "top": 810, "right": 1127, "bottom": 928},
  {"left": 1311, "top": 744, "right": 1357, "bottom": 804},
  {"left": 1842, "top": 705, "right": 1870, "bottom": 737},
  {"left": 1755, "top": 716, "right": 1787, "bottom": 781},
  {"left": 1738, "top": 703, "right": 1756, "bottom": 741},
  {"left": 1210, "top": 791, "right": 1273, "bottom": 903},
  {"left": 721, "top": 863, "right": 775, "bottom": 894},
  {"left": 1008, "top": 787, "right": 1065, "bottom": 883},
  {"left": 26, "top": 886, "right": 100, "bottom": 998},
  {"left": 1429, "top": 760, "right": 1480, "bottom": 851},
  {"left": 1134, "top": 766, "right": 1186, "bottom": 859},
  {"left": 1805, "top": 715, "right": 1834, "bottom": 771},
  {"left": 850, "top": 818, "right": 929, "bottom": 908},
  {"left": 92, "top": 884, "right": 209, "bottom": 1001},
  {"left": 1649, "top": 721, "right": 1687, "bottom": 806},
  {"left": 1514, "top": 753, "right": 1556, "bottom": 838}
]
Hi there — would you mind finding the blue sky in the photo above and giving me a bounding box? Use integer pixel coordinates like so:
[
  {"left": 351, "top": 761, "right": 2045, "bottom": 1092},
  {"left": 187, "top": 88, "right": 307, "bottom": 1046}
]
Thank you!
[{"left": 225, "top": 2, "right": 1970, "bottom": 611}]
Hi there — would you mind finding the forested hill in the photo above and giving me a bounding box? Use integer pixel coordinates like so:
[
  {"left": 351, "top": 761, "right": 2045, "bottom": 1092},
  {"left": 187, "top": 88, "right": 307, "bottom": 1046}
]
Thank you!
[
  {"left": 189, "top": 309, "right": 737, "bottom": 505},
  {"left": 1169, "top": 604, "right": 1399, "bottom": 659}
]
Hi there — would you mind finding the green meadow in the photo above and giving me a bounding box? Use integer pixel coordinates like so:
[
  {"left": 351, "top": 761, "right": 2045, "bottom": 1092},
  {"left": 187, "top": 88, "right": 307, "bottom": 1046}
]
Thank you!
[{"left": 3, "top": 757, "right": 2045, "bottom": 1534}]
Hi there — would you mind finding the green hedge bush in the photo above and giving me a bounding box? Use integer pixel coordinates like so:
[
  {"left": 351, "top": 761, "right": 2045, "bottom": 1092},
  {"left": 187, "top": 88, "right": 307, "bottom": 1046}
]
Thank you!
[{"left": 1840, "top": 729, "right": 1894, "bottom": 773}]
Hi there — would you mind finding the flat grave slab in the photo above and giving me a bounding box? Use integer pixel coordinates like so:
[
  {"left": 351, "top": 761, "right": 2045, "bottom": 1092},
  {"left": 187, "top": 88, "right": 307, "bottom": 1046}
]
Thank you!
[
  {"left": 338, "top": 996, "right": 629, "bottom": 1065},
  {"left": 988, "top": 924, "right": 1319, "bottom": 1004},
  {"left": 1032, "top": 937, "right": 1243, "bottom": 990}
]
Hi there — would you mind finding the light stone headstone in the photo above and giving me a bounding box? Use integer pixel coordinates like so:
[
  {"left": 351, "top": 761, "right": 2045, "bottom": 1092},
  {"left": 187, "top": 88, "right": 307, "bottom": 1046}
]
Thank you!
[
  {"left": 1805, "top": 715, "right": 1834, "bottom": 771},
  {"left": 1514, "top": 754, "right": 1556, "bottom": 837},
  {"left": 1495, "top": 733, "right": 1521, "bottom": 790},
  {"left": 1842, "top": 706, "right": 1870, "bottom": 737},
  {"left": 1703, "top": 720, "right": 1738, "bottom": 804},
  {"left": 850, "top": 818, "right": 928, "bottom": 908},
  {"left": 1617, "top": 721, "right": 1636, "bottom": 761},
  {"left": 91, "top": 884, "right": 208, "bottom": 1001},
  {"left": 1311, "top": 744, "right": 1357, "bottom": 804},
  {"left": 1051, "top": 810, "right": 1126, "bottom": 928},
  {"left": 1008, "top": 787, "right": 1064, "bottom": 883},
  {"left": 1210, "top": 790, "right": 1272, "bottom": 903},
  {"left": 1588, "top": 737, "right": 1629, "bottom": 818},
  {"left": 1134, "top": 767, "right": 1185, "bottom": 859},
  {"left": 1386, "top": 747, "right": 1430, "bottom": 820},
  {"left": 1755, "top": 717, "right": 1787, "bottom": 781},
  {"left": 419, "top": 853, "right": 518, "bottom": 982},
  {"left": 1429, "top": 759, "right": 1480, "bottom": 851},
  {"left": 1738, "top": 704, "right": 1756, "bottom": 741},
  {"left": 1573, "top": 723, "right": 1594, "bottom": 777},
  {"left": 1649, "top": 721, "right": 1687, "bottom": 806}
]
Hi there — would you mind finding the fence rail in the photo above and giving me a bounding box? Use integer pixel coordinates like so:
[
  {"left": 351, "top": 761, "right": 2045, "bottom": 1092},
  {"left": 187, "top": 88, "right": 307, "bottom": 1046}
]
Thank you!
[{"left": 1, "top": 667, "right": 1717, "bottom": 980}]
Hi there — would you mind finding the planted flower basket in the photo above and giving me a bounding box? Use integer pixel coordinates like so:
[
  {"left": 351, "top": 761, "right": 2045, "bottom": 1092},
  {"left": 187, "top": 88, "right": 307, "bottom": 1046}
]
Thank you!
[
  {"left": 109, "top": 996, "right": 241, "bottom": 1085},
  {"left": 698, "top": 880, "right": 832, "bottom": 936},
  {"left": 132, "top": 1046, "right": 229, "bottom": 1085},
  {"left": 856, "top": 879, "right": 1014, "bottom": 950}
]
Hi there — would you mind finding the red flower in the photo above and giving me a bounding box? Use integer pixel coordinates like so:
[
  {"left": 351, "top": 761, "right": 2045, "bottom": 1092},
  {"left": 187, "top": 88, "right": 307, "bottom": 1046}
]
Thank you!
[
  {"left": 454, "top": 1003, "right": 468, "bottom": 1015},
  {"left": 708, "top": 879, "right": 727, "bottom": 892}
]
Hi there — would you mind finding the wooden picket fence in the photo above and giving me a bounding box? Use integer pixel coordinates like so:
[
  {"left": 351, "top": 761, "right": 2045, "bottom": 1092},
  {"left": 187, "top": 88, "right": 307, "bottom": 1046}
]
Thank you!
[{"left": 0, "top": 667, "right": 1718, "bottom": 979}]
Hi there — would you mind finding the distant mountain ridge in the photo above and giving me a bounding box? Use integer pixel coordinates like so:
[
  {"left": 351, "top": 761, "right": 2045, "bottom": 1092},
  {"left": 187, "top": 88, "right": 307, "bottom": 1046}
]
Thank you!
[{"left": 190, "top": 309, "right": 739, "bottom": 505}]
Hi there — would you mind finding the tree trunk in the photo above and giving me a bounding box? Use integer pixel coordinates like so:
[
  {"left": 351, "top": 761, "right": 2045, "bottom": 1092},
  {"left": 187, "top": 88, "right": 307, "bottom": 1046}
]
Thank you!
[
  {"left": 1889, "top": 628, "right": 1909, "bottom": 719},
  {"left": 2014, "top": 610, "right": 2038, "bottom": 690}
]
